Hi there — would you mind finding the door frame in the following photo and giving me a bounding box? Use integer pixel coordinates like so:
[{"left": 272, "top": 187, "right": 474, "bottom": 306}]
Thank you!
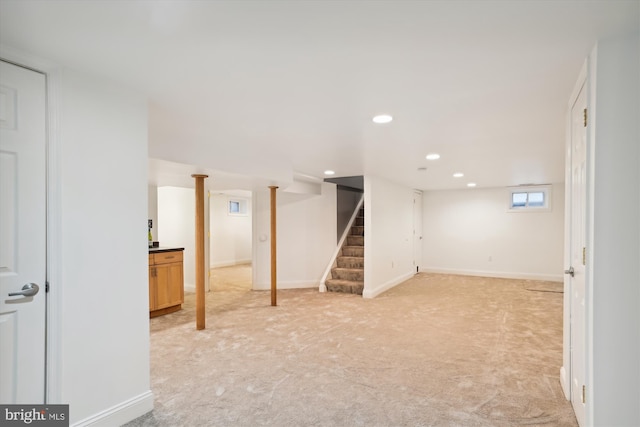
[
  {"left": 562, "top": 59, "right": 594, "bottom": 426},
  {"left": 412, "top": 190, "right": 423, "bottom": 273},
  {"left": 0, "top": 46, "right": 63, "bottom": 404}
]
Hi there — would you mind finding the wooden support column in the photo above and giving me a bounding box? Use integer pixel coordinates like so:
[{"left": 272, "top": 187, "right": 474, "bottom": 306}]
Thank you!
[
  {"left": 192, "top": 174, "right": 208, "bottom": 330},
  {"left": 269, "top": 186, "right": 278, "bottom": 306}
]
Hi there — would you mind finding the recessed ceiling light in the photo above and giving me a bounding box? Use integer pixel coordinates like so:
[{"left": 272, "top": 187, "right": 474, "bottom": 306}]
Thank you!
[
  {"left": 372, "top": 114, "right": 393, "bottom": 124},
  {"left": 324, "top": 170, "right": 335, "bottom": 176},
  {"left": 467, "top": 182, "right": 477, "bottom": 187},
  {"left": 453, "top": 172, "right": 464, "bottom": 178},
  {"left": 425, "top": 153, "right": 440, "bottom": 160}
]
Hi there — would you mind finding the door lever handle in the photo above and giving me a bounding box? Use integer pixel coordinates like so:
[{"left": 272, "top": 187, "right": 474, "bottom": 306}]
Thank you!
[
  {"left": 564, "top": 267, "right": 575, "bottom": 277},
  {"left": 8, "top": 283, "right": 40, "bottom": 297}
]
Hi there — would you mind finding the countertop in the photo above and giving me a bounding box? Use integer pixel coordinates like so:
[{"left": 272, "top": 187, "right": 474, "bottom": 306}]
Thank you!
[{"left": 148, "top": 247, "right": 185, "bottom": 254}]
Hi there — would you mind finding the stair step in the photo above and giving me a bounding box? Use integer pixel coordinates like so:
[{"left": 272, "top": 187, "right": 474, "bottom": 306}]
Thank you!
[
  {"left": 347, "top": 235, "right": 364, "bottom": 246},
  {"left": 355, "top": 217, "right": 364, "bottom": 226},
  {"left": 342, "top": 246, "right": 364, "bottom": 257},
  {"left": 332, "top": 267, "right": 364, "bottom": 281},
  {"left": 326, "top": 279, "right": 364, "bottom": 295},
  {"left": 336, "top": 256, "right": 364, "bottom": 268},
  {"left": 350, "top": 226, "right": 364, "bottom": 236}
]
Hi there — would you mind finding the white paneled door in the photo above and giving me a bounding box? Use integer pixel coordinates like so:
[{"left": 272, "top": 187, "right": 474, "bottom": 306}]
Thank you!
[
  {"left": 0, "top": 60, "right": 47, "bottom": 403},
  {"left": 569, "top": 80, "right": 587, "bottom": 427}
]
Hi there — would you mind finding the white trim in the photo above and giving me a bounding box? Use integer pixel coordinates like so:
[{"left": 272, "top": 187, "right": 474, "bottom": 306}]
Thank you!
[
  {"left": 421, "top": 267, "right": 563, "bottom": 283},
  {"left": 319, "top": 195, "right": 364, "bottom": 292},
  {"left": 210, "top": 259, "right": 251, "bottom": 269},
  {"left": 253, "top": 280, "right": 319, "bottom": 290},
  {"left": 559, "top": 366, "right": 570, "bottom": 401},
  {"left": 362, "top": 271, "right": 414, "bottom": 299},
  {"left": 71, "top": 391, "right": 153, "bottom": 427},
  {"left": 585, "top": 45, "right": 597, "bottom": 426},
  {"left": 0, "top": 44, "right": 63, "bottom": 404},
  {"left": 568, "top": 60, "right": 588, "bottom": 107}
]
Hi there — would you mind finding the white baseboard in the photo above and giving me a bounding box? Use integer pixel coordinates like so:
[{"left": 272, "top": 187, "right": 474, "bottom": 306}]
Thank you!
[
  {"left": 72, "top": 390, "right": 153, "bottom": 427},
  {"left": 253, "top": 280, "right": 319, "bottom": 290},
  {"left": 559, "top": 366, "right": 570, "bottom": 400},
  {"left": 421, "top": 267, "right": 563, "bottom": 282},
  {"left": 184, "top": 282, "right": 195, "bottom": 293},
  {"left": 362, "top": 271, "right": 414, "bottom": 299},
  {"left": 210, "top": 259, "right": 251, "bottom": 269}
]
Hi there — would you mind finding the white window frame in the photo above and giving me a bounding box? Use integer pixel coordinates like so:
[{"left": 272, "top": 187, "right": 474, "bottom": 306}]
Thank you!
[
  {"left": 507, "top": 185, "right": 552, "bottom": 212},
  {"left": 228, "top": 198, "right": 248, "bottom": 216}
]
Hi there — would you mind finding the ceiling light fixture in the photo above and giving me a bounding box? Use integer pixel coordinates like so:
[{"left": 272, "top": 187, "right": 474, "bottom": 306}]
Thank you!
[
  {"left": 425, "top": 153, "right": 440, "bottom": 160},
  {"left": 324, "top": 170, "right": 335, "bottom": 176},
  {"left": 372, "top": 114, "right": 393, "bottom": 124},
  {"left": 453, "top": 172, "right": 464, "bottom": 178},
  {"left": 467, "top": 182, "right": 477, "bottom": 187}
]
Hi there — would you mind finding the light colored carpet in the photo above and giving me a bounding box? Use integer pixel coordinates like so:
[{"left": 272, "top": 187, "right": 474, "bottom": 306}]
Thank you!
[{"left": 125, "top": 267, "right": 577, "bottom": 427}]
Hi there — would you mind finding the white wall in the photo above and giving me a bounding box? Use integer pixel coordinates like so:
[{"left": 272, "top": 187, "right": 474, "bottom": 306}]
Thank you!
[
  {"left": 158, "top": 187, "right": 198, "bottom": 290},
  {"left": 51, "top": 67, "right": 152, "bottom": 424},
  {"left": 363, "top": 176, "right": 416, "bottom": 298},
  {"left": 210, "top": 193, "right": 252, "bottom": 267},
  {"left": 148, "top": 184, "right": 158, "bottom": 242},
  {"left": 588, "top": 32, "right": 639, "bottom": 426},
  {"left": 422, "top": 184, "right": 565, "bottom": 281},
  {"left": 252, "top": 184, "right": 336, "bottom": 290}
]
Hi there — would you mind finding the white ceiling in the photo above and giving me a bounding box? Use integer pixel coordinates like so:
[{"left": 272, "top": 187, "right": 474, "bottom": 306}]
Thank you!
[{"left": 1, "top": 0, "right": 638, "bottom": 191}]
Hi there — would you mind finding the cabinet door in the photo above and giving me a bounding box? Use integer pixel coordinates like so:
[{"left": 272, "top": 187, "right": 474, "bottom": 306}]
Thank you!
[{"left": 155, "top": 262, "right": 184, "bottom": 309}]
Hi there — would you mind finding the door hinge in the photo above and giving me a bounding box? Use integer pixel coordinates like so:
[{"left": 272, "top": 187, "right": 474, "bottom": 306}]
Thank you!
[
  {"left": 45, "top": 281, "right": 49, "bottom": 293},
  {"left": 582, "top": 247, "right": 586, "bottom": 265},
  {"left": 582, "top": 385, "right": 586, "bottom": 404},
  {"left": 583, "top": 108, "right": 588, "bottom": 127}
]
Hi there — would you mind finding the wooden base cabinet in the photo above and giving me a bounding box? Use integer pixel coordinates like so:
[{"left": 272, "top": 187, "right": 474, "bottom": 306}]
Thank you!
[{"left": 149, "top": 250, "right": 184, "bottom": 317}]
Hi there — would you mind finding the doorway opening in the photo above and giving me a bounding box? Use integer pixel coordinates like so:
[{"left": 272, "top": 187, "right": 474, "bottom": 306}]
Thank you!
[
  {"left": 209, "top": 190, "right": 253, "bottom": 293},
  {"left": 210, "top": 264, "right": 252, "bottom": 292}
]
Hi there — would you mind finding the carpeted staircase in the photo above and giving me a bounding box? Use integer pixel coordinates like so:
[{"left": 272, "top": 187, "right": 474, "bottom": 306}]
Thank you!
[{"left": 326, "top": 207, "right": 364, "bottom": 295}]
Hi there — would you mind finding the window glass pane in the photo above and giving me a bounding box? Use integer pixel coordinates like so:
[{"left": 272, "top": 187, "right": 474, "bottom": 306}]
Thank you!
[
  {"left": 512, "top": 192, "right": 527, "bottom": 207},
  {"left": 229, "top": 201, "right": 240, "bottom": 213},
  {"left": 528, "top": 192, "right": 545, "bottom": 207},
  {"left": 508, "top": 187, "right": 550, "bottom": 212}
]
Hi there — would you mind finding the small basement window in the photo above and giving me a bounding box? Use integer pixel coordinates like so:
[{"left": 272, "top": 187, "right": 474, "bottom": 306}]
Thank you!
[
  {"left": 228, "top": 198, "right": 248, "bottom": 216},
  {"left": 508, "top": 185, "right": 551, "bottom": 212}
]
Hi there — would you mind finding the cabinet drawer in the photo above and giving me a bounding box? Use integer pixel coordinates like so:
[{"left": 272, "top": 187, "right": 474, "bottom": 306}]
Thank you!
[{"left": 153, "top": 251, "right": 183, "bottom": 265}]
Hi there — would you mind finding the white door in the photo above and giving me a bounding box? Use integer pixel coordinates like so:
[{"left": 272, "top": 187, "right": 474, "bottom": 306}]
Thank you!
[
  {"left": 413, "top": 191, "right": 423, "bottom": 273},
  {"left": 569, "top": 81, "right": 587, "bottom": 426},
  {"left": 0, "top": 60, "right": 47, "bottom": 403}
]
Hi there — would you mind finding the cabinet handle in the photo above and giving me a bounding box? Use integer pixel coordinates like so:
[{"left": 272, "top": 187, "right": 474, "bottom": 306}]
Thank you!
[{"left": 164, "top": 256, "right": 175, "bottom": 259}]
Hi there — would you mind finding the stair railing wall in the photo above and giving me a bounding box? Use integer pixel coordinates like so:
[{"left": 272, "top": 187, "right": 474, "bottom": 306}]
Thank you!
[{"left": 319, "top": 194, "right": 365, "bottom": 292}]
